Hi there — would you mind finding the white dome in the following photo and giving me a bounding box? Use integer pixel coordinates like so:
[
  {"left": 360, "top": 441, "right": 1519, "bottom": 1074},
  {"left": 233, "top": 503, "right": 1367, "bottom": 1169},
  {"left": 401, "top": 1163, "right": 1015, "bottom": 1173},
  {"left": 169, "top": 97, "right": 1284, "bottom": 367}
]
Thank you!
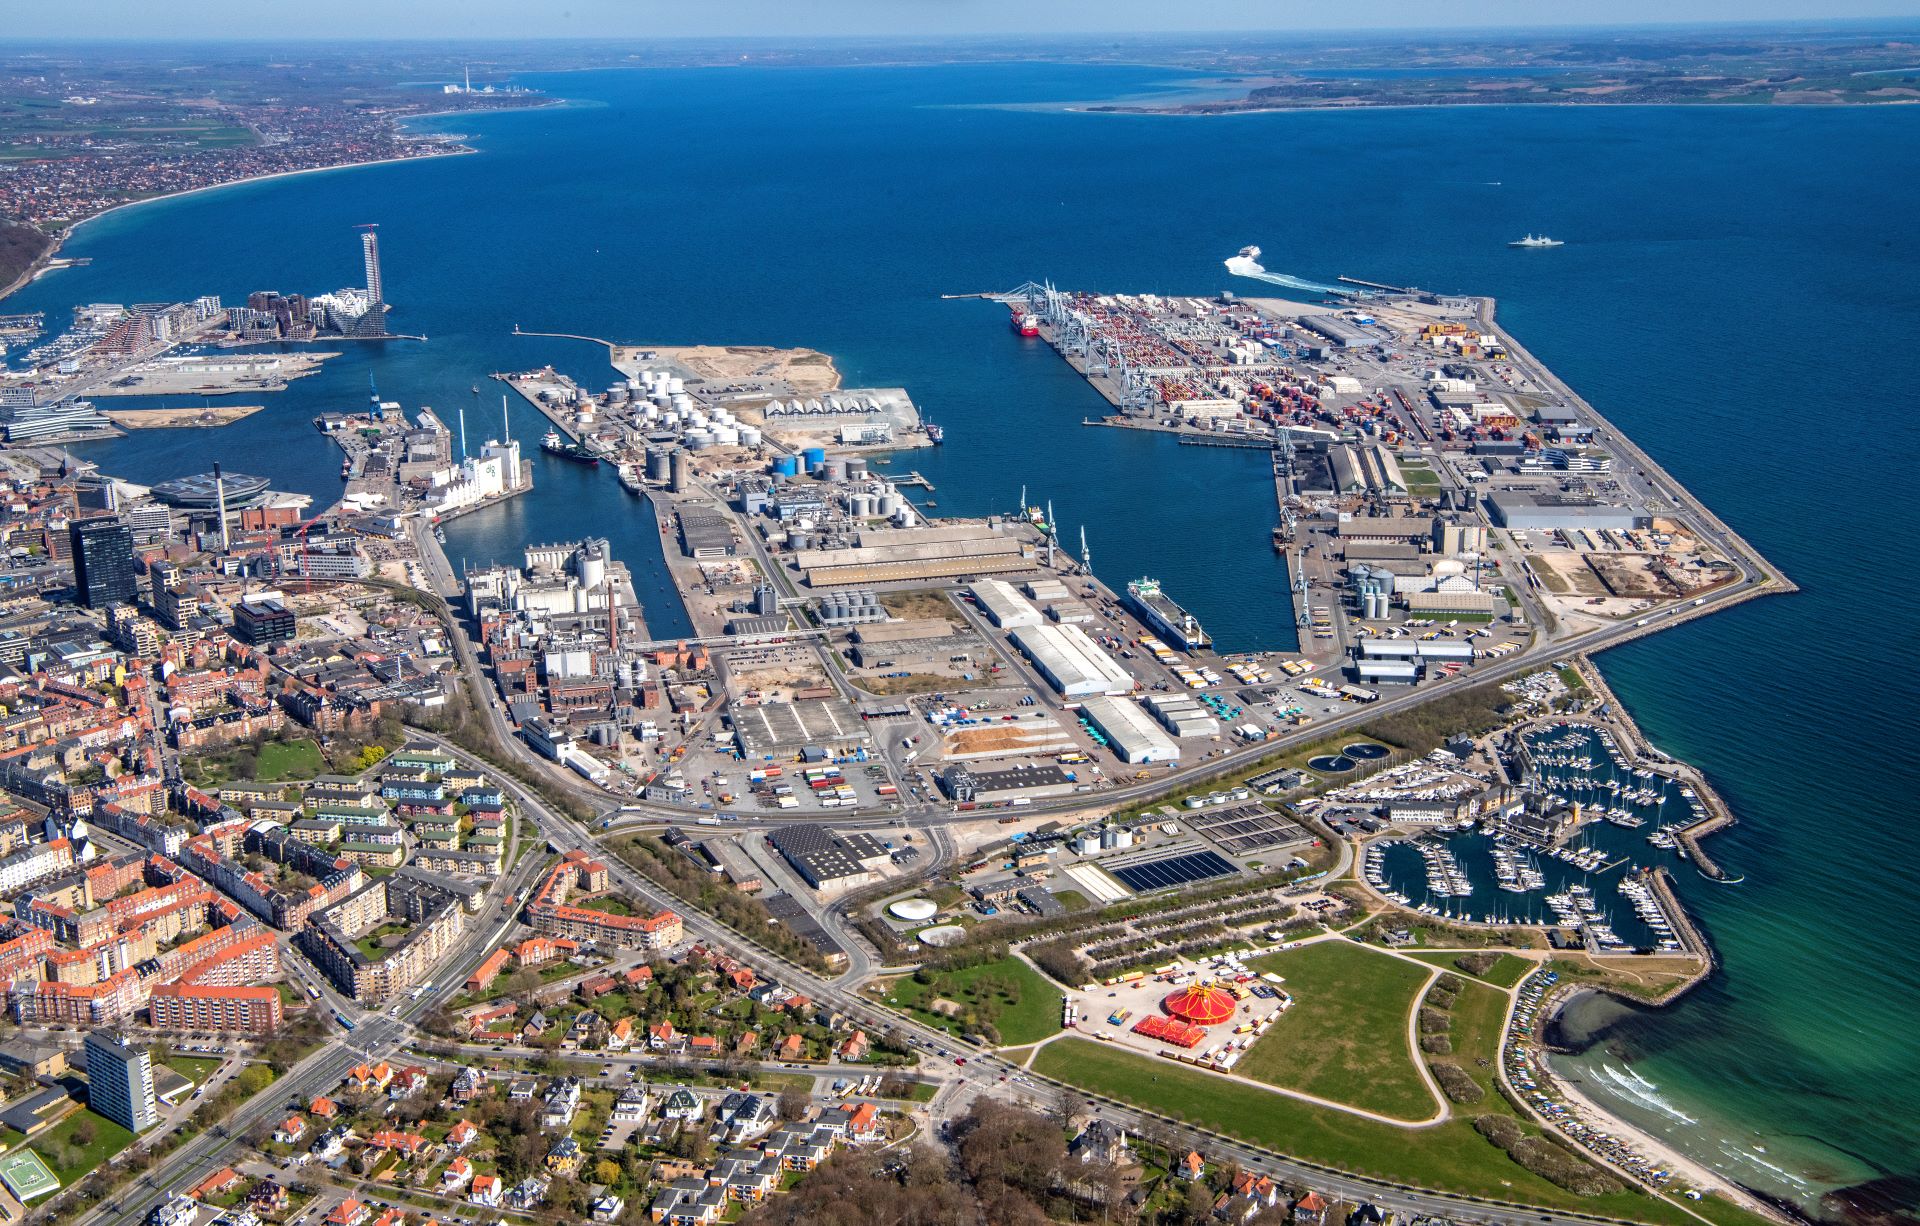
[{"left": 888, "top": 898, "right": 938, "bottom": 922}]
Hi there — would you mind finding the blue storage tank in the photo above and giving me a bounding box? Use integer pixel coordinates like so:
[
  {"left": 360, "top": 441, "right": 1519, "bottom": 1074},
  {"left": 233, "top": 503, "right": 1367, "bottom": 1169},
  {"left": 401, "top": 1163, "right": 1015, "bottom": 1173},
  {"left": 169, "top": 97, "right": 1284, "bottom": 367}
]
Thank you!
[
  {"left": 773, "top": 455, "right": 800, "bottom": 477},
  {"left": 801, "top": 446, "right": 827, "bottom": 471}
]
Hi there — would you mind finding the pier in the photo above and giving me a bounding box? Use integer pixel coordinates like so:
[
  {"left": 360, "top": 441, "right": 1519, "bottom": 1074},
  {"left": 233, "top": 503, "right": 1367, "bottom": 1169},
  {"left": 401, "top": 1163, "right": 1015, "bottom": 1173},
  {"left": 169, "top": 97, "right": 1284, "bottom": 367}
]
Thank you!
[
  {"left": 511, "top": 324, "right": 616, "bottom": 350},
  {"left": 493, "top": 370, "right": 584, "bottom": 441},
  {"left": 1338, "top": 275, "right": 1417, "bottom": 294},
  {"left": 892, "top": 471, "right": 936, "bottom": 491},
  {"left": 1175, "top": 433, "right": 1277, "bottom": 450}
]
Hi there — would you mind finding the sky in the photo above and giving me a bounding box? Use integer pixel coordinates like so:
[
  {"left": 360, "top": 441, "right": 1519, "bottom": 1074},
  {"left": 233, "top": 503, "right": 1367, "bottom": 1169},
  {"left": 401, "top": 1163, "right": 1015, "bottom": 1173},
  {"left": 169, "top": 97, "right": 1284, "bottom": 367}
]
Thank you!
[{"left": 12, "top": 0, "right": 1919, "bottom": 40}]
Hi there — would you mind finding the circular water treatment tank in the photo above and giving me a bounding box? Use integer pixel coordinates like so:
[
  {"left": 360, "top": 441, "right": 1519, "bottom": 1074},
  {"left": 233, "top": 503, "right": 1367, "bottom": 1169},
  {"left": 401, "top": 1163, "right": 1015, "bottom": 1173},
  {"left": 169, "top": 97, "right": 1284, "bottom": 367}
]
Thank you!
[
  {"left": 1308, "top": 754, "right": 1357, "bottom": 773},
  {"left": 888, "top": 898, "right": 938, "bottom": 923},
  {"left": 1344, "top": 743, "right": 1390, "bottom": 760},
  {"left": 917, "top": 924, "right": 966, "bottom": 948}
]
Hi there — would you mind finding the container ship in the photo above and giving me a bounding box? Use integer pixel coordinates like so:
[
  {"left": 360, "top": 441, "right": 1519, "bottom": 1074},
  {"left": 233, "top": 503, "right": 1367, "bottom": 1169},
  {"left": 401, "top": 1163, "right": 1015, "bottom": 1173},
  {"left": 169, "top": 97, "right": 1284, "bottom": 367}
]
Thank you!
[
  {"left": 540, "top": 429, "right": 600, "bottom": 466},
  {"left": 1010, "top": 304, "right": 1040, "bottom": 336},
  {"left": 1125, "top": 577, "right": 1212, "bottom": 653}
]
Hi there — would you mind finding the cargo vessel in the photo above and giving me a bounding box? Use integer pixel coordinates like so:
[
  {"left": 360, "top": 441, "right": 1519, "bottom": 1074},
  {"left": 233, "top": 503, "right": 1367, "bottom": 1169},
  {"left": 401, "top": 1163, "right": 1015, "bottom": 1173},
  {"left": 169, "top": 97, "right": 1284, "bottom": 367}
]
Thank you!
[
  {"left": 1010, "top": 305, "right": 1040, "bottom": 336},
  {"left": 540, "top": 429, "right": 600, "bottom": 466},
  {"left": 925, "top": 421, "right": 944, "bottom": 444},
  {"left": 1125, "top": 577, "right": 1212, "bottom": 653}
]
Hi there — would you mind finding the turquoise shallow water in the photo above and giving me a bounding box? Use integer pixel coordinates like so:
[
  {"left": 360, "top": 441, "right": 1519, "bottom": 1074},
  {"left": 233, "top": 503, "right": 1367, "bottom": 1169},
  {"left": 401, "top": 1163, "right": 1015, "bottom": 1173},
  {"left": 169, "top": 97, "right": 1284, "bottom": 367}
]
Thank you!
[{"left": 7, "top": 61, "right": 1917, "bottom": 1215}]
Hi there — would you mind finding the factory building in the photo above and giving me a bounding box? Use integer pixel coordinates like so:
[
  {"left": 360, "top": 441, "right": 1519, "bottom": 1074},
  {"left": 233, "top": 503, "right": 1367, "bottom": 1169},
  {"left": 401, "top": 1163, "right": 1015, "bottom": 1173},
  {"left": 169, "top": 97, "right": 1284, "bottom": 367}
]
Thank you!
[
  {"left": 1354, "top": 659, "right": 1420, "bottom": 685},
  {"left": 1078, "top": 695, "right": 1180, "bottom": 764},
  {"left": 1009, "top": 623, "right": 1133, "bottom": 698}
]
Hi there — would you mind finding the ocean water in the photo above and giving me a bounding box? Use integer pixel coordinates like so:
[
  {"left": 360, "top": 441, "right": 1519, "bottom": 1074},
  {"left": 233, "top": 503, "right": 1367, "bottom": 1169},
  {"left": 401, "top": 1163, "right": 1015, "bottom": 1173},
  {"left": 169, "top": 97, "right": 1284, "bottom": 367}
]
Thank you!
[{"left": 7, "top": 61, "right": 1917, "bottom": 1215}]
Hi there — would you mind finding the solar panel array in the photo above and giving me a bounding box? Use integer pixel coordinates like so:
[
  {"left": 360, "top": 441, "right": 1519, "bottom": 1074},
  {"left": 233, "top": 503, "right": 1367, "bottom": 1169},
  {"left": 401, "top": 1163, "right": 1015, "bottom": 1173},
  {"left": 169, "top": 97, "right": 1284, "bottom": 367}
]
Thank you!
[{"left": 1109, "top": 849, "right": 1239, "bottom": 893}]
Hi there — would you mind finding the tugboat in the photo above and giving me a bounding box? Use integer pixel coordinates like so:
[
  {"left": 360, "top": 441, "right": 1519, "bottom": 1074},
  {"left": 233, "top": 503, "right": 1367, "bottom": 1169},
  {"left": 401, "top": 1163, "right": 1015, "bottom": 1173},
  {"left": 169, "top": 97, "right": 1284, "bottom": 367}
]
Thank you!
[{"left": 540, "top": 429, "right": 600, "bottom": 466}]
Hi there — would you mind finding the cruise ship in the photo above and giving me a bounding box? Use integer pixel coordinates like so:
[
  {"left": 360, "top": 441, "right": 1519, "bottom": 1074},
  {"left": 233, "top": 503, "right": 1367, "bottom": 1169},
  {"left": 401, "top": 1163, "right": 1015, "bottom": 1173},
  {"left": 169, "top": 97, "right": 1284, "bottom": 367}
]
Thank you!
[{"left": 1125, "top": 577, "right": 1212, "bottom": 653}]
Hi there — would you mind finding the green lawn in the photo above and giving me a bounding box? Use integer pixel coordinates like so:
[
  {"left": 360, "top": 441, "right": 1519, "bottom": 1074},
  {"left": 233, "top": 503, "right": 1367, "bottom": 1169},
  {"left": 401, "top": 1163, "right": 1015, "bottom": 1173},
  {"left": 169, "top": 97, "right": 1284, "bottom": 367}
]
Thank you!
[
  {"left": 161, "top": 1053, "right": 223, "bottom": 1087},
  {"left": 1402, "top": 951, "right": 1536, "bottom": 989},
  {"left": 255, "top": 738, "right": 325, "bottom": 782},
  {"left": 883, "top": 956, "right": 1062, "bottom": 1046},
  {"left": 1034, "top": 1035, "right": 1690, "bottom": 1225},
  {"left": 1238, "top": 940, "right": 1437, "bottom": 1120},
  {"left": 22, "top": 1110, "right": 134, "bottom": 1186}
]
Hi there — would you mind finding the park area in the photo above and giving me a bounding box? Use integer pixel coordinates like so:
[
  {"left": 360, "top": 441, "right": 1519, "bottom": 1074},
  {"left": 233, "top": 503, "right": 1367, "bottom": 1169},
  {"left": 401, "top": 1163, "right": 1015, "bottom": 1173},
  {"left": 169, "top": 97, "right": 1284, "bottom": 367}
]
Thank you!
[
  {"left": 1236, "top": 939, "right": 1438, "bottom": 1121},
  {"left": 1031, "top": 971, "right": 1715, "bottom": 1226},
  {"left": 881, "top": 955, "right": 1062, "bottom": 1046},
  {"left": 19, "top": 1110, "right": 133, "bottom": 1188}
]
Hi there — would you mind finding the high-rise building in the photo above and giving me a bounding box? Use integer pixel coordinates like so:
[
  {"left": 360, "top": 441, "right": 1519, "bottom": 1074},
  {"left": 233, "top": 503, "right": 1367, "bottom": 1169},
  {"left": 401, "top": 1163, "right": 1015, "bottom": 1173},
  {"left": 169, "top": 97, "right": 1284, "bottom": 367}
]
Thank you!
[
  {"left": 361, "top": 229, "right": 383, "bottom": 308},
  {"left": 69, "top": 516, "right": 137, "bottom": 609},
  {"left": 83, "top": 1029, "right": 158, "bottom": 1132}
]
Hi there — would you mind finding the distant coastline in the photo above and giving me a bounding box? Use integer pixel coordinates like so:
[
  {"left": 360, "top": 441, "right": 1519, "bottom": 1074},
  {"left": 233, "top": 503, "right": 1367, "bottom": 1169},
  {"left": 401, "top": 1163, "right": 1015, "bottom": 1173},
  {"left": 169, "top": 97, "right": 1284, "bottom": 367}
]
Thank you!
[{"left": 0, "top": 94, "right": 562, "bottom": 311}]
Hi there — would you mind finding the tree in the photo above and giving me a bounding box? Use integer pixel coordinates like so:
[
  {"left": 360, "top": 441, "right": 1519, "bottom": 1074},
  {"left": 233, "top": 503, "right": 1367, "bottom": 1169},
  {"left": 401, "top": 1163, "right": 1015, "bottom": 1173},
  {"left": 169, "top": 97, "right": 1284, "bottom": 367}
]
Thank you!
[
  {"left": 778, "top": 1088, "right": 811, "bottom": 1122},
  {"left": 237, "top": 1065, "right": 276, "bottom": 1095},
  {"left": 593, "top": 1158, "right": 622, "bottom": 1186}
]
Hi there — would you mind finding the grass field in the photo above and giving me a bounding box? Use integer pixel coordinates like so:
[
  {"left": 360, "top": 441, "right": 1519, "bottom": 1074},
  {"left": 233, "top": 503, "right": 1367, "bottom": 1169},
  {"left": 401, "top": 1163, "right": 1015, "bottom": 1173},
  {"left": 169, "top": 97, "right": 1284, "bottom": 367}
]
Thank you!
[
  {"left": 161, "top": 1053, "right": 223, "bottom": 1087},
  {"left": 882, "top": 956, "right": 1062, "bottom": 1046},
  {"left": 1403, "top": 951, "right": 1536, "bottom": 989},
  {"left": 1034, "top": 1005, "right": 1691, "bottom": 1226},
  {"left": 0, "top": 1149, "right": 59, "bottom": 1199},
  {"left": 24, "top": 1110, "right": 134, "bottom": 1186},
  {"left": 255, "top": 738, "right": 325, "bottom": 782},
  {"left": 1238, "top": 940, "right": 1437, "bottom": 1120}
]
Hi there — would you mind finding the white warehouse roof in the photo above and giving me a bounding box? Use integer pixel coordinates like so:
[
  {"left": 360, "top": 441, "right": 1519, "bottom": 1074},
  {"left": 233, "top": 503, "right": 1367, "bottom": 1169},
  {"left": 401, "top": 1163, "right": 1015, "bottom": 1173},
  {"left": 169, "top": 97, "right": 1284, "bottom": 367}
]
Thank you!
[
  {"left": 1079, "top": 696, "right": 1181, "bottom": 764},
  {"left": 1010, "top": 623, "right": 1134, "bottom": 698}
]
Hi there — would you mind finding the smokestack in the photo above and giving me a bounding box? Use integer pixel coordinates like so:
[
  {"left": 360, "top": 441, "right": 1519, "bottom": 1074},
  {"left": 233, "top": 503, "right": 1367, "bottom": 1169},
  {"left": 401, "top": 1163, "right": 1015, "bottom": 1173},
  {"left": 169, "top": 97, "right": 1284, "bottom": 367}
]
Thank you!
[
  {"left": 458, "top": 407, "right": 468, "bottom": 462},
  {"left": 501, "top": 394, "right": 511, "bottom": 443},
  {"left": 213, "top": 462, "right": 231, "bottom": 553}
]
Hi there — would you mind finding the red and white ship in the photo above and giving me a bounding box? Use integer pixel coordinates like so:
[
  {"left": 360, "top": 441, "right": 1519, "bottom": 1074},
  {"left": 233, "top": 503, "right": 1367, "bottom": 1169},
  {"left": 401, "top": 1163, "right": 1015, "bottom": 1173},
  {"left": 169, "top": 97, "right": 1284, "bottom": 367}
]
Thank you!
[{"left": 1009, "top": 305, "right": 1040, "bottom": 336}]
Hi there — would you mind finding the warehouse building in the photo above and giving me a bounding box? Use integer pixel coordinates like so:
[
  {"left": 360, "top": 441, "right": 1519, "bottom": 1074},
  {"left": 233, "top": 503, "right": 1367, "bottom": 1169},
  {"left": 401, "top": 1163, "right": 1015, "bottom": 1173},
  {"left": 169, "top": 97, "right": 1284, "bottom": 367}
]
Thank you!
[
  {"left": 938, "top": 762, "right": 1077, "bottom": 804},
  {"left": 1354, "top": 658, "right": 1420, "bottom": 685},
  {"left": 1010, "top": 623, "right": 1133, "bottom": 698},
  {"left": 1404, "top": 590, "right": 1501, "bottom": 618},
  {"left": 1141, "top": 693, "right": 1220, "bottom": 738},
  {"left": 794, "top": 525, "right": 1034, "bottom": 587},
  {"left": 1079, "top": 695, "right": 1181, "bottom": 764},
  {"left": 677, "top": 509, "right": 737, "bottom": 559},
  {"left": 1297, "top": 314, "right": 1373, "bottom": 348},
  {"left": 730, "top": 696, "right": 871, "bottom": 757},
  {"left": 1337, "top": 516, "right": 1433, "bottom": 544},
  {"left": 768, "top": 825, "right": 892, "bottom": 891},
  {"left": 1484, "top": 489, "right": 1649, "bottom": 533},
  {"left": 970, "top": 579, "right": 1043, "bottom": 629}
]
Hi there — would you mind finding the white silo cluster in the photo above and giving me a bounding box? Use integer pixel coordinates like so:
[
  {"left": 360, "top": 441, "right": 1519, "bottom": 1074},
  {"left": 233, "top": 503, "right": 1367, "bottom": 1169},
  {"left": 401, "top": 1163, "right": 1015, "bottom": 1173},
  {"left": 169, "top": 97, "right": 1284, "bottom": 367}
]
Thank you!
[{"left": 839, "top": 478, "right": 912, "bottom": 525}]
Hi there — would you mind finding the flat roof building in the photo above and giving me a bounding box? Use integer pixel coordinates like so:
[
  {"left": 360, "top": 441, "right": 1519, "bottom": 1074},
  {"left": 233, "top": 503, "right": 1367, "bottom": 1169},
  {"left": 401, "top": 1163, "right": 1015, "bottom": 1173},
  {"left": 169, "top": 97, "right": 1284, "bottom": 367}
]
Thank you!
[
  {"left": 83, "top": 1029, "right": 158, "bottom": 1133},
  {"left": 768, "top": 825, "right": 891, "bottom": 891}
]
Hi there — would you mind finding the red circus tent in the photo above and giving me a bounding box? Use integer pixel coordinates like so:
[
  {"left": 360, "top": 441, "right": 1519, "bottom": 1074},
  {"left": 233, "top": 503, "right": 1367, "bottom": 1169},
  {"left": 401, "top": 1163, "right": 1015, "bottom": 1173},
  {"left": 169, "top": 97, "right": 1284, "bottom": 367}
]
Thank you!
[{"left": 1162, "top": 982, "right": 1237, "bottom": 1027}]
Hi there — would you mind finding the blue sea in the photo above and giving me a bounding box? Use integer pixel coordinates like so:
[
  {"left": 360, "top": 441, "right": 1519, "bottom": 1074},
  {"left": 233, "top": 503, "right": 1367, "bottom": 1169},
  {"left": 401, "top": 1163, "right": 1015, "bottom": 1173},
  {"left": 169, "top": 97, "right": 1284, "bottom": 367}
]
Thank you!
[{"left": 7, "top": 60, "right": 1917, "bottom": 1216}]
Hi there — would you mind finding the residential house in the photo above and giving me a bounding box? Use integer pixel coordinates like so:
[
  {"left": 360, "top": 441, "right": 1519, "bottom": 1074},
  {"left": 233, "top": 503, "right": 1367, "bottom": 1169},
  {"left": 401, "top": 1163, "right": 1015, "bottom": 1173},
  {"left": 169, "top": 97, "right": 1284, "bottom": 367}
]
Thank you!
[
  {"left": 649, "top": 1177, "right": 724, "bottom": 1226},
  {"left": 591, "top": 1194, "right": 626, "bottom": 1223},
  {"left": 660, "top": 1087, "right": 703, "bottom": 1122},
  {"left": 469, "top": 1176, "right": 503, "bottom": 1208},
  {"left": 309, "top": 1096, "right": 340, "bottom": 1119},
  {"left": 777, "top": 1033, "right": 805, "bottom": 1061},
  {"left": 189, "top": 1168, "right": 243, "bottom": 1201},
  {"left": 327, "top": 1199, "right": 371, "bottom": 1226},
  {"left": 607, "top": 1017, "right": 634, "bottom": 1051},
  {"left": 648, "top": 1020, "right": 677, "bottom": 1050},
  {"left": 1294, "top": 1192, "right": 1330, "bottom": 1226},
  {"left": 440, "top": 1158, "right": 473, "bottom": 1193},
  {"left": 274, "top": 1116, "right": 307, "bottom": 1144},
  {"left": 837, "top": 1030, "right": 869, "bottom": 1062},
  {"left": 1179, "top": 1151, "right": 1206, "bottom": 1181},
  {"left": 506, "top": 1175, "right": 550, "bottom": 1211},
  {"left": 446, "top": 1119, "right": 478, "bottom": 1150},
  {"left": 545, "top": 1135, "right": 583, "bottom": 1176},
  {"left": 612, "top": 1085, "right": 652, "bottom": 1123},
  {"left": 1070, "top": 1119, "right": 1133, "bottom": 1167}
]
